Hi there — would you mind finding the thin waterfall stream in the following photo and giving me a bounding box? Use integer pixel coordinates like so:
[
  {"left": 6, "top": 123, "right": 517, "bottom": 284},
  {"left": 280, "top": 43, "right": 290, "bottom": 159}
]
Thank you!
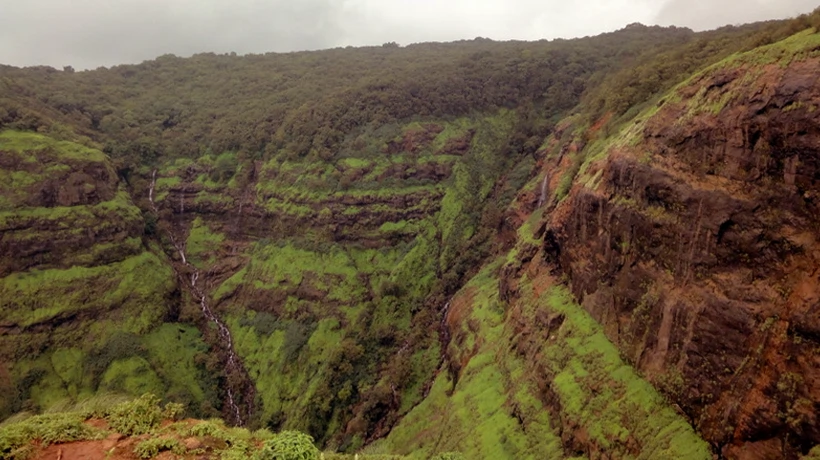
[
  {"left": 149, "top": 170, "right": 250, "bottom": 426},
  {"left": 537, "top": 173, "right": 549, "bottom": 208},
  {"left": 440, "top": 301, "right": 451, "bottom": 347}
]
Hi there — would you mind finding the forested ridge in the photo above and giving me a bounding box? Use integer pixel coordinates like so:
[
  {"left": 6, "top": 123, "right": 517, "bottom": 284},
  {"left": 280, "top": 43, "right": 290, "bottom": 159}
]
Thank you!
[
  {"left": 1, "top": 9, "right": 820, "bottom": 460},
  {"left": 1, "top": 17, "right": 813, "bottom": 163}
]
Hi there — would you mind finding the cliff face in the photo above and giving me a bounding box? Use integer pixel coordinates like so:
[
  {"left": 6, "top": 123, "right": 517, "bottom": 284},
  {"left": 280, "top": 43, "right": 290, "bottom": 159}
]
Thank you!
[
  {"left": 0, "top": 131, "right": 142, "bottom": 276},
  {"left": 0, "top": 132, "right": 217, "bottom": 421},
  {"left": 141, "top": 112, "right": 522, "bottom": 443},
  {"left": 534, "top": 31, "right": 820, "bottom": 458}
]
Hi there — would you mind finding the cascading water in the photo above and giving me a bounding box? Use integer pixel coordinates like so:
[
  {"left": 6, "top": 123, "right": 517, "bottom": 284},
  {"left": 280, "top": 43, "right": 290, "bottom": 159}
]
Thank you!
[
  {"left": 537, "top": 173, "right": 549, "bottom": 208},
  {"left": 148, "top": 170, "right": 156, "bottom": 204},
  {"left": 149, "top": 170, "right": 251, "bottom": 426},
  {"left": 440, "top": 301, "right": 451, "bottom": 347}
]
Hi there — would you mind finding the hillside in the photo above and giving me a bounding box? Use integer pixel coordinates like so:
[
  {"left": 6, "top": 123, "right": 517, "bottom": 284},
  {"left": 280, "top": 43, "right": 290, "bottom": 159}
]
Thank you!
[{"left": 1, "top": 10, "right": 820, "bottom": 460}]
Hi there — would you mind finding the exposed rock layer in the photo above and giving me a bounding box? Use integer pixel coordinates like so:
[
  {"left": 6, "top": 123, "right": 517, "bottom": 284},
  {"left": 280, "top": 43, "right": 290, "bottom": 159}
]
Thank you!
[{"left": 535, "top": 59, "right": 820, "bottom": 458}]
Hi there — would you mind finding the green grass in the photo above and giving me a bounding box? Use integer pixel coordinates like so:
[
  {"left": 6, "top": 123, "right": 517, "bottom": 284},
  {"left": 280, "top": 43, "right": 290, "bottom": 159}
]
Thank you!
[
  {"left": 0, "top": 243, "right": 219, "bottom": 418},
  {"left": 436, "top": 110, "right": 515, "bottom": 270},
  {"left": 378, "top": 220, "right": 419, "bottom": 236},
  {"left": 153, "top": 176, "right": 181, "bottom": 202},
  {"left": 65, "top": 237, "right": 143, "bottom": 267},
  {"left": 804, "top": 445, "right": 820, "bottom": 459},
  {"left": 191, "top": 115, "right": 517, "bottom": 440},
  {"left": 551, "top": 29, "right": 820, "bottom": 202},
  {"left": 0, "top": 189, "right": 142, "bottom": 241},
  {"left": 0, "top": 250, "right": 172, "bottom": 328},
  {"left": 248, "top": 117, "right": 493, "bottom": 240},
  {"left": 724, "top": 28, "right": 820, "bottom": 67},
  {"left": 218, "top": 237, "right": 412, "bottom": 308},
  {"left": 381, "top": 263, "right": 564, "bottom": 459},
  {"left": 0, "top": 130, "right": 107, "bottom": 162},
  {"left": 430, "top": 117, "right": 474, "bottom": 152},
  {"left": 242, "top": 243, "right": 368, "bottom": 303},
  {"left": 388, "top": 226, "right": 439, "bottom": 302},
  {"left": 659, "top": 29, "right": 820, "bottom": 128},
  {"left": 504, "top": 208, "right": 543, "bottom": 265},
  {"left": 0, "top": 130, "right": 118, "bottom": 211},
  {"left": 100, "top": 361, "right": 165, "bottom": 408},
  {"left": 517, "top": 284, "right": 711, "bottom": 459},
  {"left": 228, "top": 314, "right": 344, "bottom": 434},
  {"left": 186, "top": 216, "right": 225, "bottom": 267},
  {"left": 381, "top": 246, "right": 711, "bottom": 459},
  {"left": 0, "top": 411, "right": 103, "bottom": 458},
  {"left": 5, "top": 320, "right": 215, "bottom": 420},
  {"left": 260, "top": 197, "right": 315, "bottom": 218},
  {"left": 141, "top": 324, "right": 211, "bottom": 407},
  {"left": 339, "top": 157, "right": 373, "bottom": 169},
  {"left": 216, "top": 233, "right": 445, "bottom": 435}
]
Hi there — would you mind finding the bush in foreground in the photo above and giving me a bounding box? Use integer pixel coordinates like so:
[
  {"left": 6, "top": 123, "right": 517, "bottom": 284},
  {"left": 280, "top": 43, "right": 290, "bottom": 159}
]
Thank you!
[{"left": 254, "top": 430, "right": 320, "bottom": 460}]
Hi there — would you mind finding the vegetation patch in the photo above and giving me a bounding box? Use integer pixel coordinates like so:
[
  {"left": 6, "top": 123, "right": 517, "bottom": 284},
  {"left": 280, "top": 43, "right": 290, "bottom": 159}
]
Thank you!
[
  {"left": 0, "top": 412, "right": 102, "bottom": 458},
  {"left": 186, "top": 216, "right": 225, "bottom": 267}
]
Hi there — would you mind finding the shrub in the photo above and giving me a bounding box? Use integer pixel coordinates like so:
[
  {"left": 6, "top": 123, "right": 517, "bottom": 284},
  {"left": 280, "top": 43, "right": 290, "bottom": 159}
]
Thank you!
[
  {"left": 163, "top": 402, "right": 185, "bottom": 420},
  {"left": 240, "top": 311, "right": 280, "bottom": 336},
  {"left": 220, "top": 436, "right": 254, "bottom": 460},
  {"left": 431, "top": 453, "right": 465, "bottom": 460},
  {"left": 104, "top": 394, "right": 182, "bottom": 436},
  {"left": 83, "top": 332, "right": 146, "bottom": 388},
  {"left": 0, "top": 412, "right": 99, "bottom": 459},
  {"left": 253, "top": 431, "right": 320, "bottom": 460},
  {"left": 134, "top": 437, "right": 186, "bottom": 459},
  {"left": 211, "top": 152, "right": 238, "bottom": 182},
  {"left": 282, "top": 322, "right": 313, "bottom": 361},
  {"left": 186, "top": 419, "right": 226, "bottom": 438}
]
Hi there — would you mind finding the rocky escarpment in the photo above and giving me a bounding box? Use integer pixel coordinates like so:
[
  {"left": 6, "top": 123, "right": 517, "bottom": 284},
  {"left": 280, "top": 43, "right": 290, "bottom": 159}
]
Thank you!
[
  {"left": 0, "top": 133, "right": 214, "bottom": 422},
  {"left": 146, "top": 121, "right": 466, "bottom": 249},
  {"left": 117, "top": 112, "right": 522, "bottom": 445},
  {"left": 0, "top": 132, "right": 143, "bottom": 276},
  {"left": 533, "top": 31, "right": 820, "bottom": 458}
]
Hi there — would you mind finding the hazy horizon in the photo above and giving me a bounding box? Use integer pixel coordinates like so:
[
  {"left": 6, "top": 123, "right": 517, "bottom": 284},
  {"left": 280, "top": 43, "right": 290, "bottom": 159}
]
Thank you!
[{"left": 0, "top": 0, "right": 816, "bottom": 70}]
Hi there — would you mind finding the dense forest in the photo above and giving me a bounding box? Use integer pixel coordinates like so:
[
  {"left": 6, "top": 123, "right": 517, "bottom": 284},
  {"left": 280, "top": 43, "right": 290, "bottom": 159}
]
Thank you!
[
  {"left": 1, "top": 8, "right": 820, "bottom": 460},
  {"left": 1, "top": 16, "right": 814, "bottom": 163}
]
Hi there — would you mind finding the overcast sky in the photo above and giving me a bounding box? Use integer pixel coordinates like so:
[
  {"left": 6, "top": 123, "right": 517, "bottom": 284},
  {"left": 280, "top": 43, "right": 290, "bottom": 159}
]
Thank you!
[{"left": 0, "top": 0, "right": 816, "bottom": 70}]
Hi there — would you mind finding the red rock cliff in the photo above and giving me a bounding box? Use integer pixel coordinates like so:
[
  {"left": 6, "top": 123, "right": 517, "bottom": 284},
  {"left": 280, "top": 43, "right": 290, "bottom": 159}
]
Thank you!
[{"left": 534, "top": 45, "right": 820, "bottom": 459}]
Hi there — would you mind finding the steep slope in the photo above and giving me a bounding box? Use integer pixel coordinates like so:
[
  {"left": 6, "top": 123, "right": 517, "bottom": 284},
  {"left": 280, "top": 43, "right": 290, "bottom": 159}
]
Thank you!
[
  {"left": 355, "top": 25, "right": 820, "bottom": 459},
  {"left": 144, "top": 111, "right": 527, "bottom": 444},
  {"left": 377, "top": 259, "right": 710, "bottom": 459},
  {"left": 522, "top": 29, "right": 820, "bottom": 458},
  {"left": 0, "top": 133, "right": 218, "bottom": 420}
]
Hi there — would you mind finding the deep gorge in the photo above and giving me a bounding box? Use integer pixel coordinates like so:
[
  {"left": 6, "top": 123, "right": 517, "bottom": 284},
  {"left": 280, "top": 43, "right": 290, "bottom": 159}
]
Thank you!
[{"left": 1, "top": 12, "right": 820, "bottom": 459}]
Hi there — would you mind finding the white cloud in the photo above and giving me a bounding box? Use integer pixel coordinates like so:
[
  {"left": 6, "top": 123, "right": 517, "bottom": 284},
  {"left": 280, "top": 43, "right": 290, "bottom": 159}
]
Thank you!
[
  {"left": 654, "top": 0, "right": 816, "bottom": 30},
  {"left": 0, "top": 0, "right": 814, "bottom": 69}
]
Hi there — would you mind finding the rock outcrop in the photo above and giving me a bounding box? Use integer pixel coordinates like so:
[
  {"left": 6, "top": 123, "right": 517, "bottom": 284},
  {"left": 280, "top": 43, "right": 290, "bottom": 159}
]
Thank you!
[{"left": 533, "top": 35, "right": 820, "bottom": 458}]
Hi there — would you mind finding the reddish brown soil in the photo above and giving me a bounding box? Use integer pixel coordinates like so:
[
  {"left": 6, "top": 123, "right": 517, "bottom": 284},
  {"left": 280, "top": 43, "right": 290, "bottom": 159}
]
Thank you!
[
  {"left": 31, "top": 420, "right": 208, "bottom": 460},
  {"left": 36, "top": 434, "right": 135, "bottom": 460}
]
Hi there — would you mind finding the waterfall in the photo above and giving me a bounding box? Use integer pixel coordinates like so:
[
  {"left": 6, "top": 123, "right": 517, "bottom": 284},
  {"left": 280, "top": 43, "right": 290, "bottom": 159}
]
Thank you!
[
  {"left": 148, "top": 169, "right": 248, "bottom": 426},
  {"left": 148, "top": 170, "right": 157, "bottom": 208},
  {"left": 183, "top": 246, "right": 244, "bottom": 425},
  {"left": 537, "top": 173, "right": 549, "bottom": 208},
  {"left": 440, "top": 301, "right": 452, "bottom": 347}
]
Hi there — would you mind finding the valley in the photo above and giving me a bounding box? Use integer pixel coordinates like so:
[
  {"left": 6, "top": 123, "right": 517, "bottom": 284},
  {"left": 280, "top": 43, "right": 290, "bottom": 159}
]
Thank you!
[{"left": 1, "top": 11, "right": 820, "bottom": 459}]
